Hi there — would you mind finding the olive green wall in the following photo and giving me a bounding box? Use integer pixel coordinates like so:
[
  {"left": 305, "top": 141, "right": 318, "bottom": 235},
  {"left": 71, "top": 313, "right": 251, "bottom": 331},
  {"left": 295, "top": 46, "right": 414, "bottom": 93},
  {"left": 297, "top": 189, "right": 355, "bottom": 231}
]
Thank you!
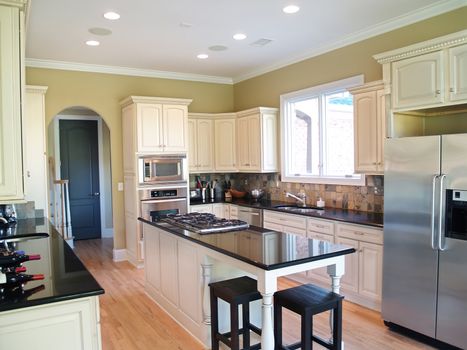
[
  {"left": 26, "top": 68, "right": 234, "bottom": 249},
  {"left": 233, "top": 7, "right": 467, "bottom": 111}
]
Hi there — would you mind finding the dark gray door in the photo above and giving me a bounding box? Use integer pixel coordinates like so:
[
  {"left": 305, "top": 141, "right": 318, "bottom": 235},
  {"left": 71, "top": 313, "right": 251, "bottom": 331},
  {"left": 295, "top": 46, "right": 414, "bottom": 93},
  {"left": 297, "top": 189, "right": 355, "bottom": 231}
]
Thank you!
[{"left": 60, "top": 120, "right": 101, "bottom": 240}]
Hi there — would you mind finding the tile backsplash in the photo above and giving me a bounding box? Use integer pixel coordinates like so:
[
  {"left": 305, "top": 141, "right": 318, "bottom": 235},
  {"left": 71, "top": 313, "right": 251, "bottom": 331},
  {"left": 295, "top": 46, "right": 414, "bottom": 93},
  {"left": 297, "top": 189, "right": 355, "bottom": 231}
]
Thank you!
[{"left": 189, "top": 173, "right": 384, "bottom": 213}]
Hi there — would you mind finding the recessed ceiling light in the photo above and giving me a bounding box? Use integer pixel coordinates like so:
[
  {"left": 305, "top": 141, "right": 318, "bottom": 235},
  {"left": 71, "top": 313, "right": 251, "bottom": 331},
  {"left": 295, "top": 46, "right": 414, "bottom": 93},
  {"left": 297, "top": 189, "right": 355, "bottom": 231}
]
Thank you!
[
  {"left": 197, "top": 54, "right": 209, "bottom": 59},
  {"left": 86, "top": 40, "right": 100, "bottom": 46},
  {"left": 283, "top": 5, "right": 300, "bottom": 14},
  {"left": 88, "top": 27, "right": 112, "bottom": 36},
  {"left": 103, "top": 11, "right": 120, "bottom": 20},
  {"left": 233, "top": 33, "right": 247, "bottom": 41}
]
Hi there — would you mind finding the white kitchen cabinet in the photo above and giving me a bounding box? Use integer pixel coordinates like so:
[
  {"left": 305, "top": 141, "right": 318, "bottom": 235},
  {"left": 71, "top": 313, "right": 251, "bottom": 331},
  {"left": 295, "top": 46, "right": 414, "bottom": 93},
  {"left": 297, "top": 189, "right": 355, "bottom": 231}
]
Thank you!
[
  {"left": 188, "top": 115, "right": 214, "bottom": 172},
  {"left": 306, "top": 217, "right": 335, "bottom": 283},
  {"left": 189, "top": 204, "right": 213, "bottom": 214},
  {"left": 23, "top": 85, "right": 48, "bottom": 214},
  {"left": 120, "top": 96, "right": 192, "bottom": 155},
  {"left": 449, "top": 44, "right": 467, "bottom": 102},
  {"left": 0, "top": 4, "right": 24, "bottom": 202},
  {"left": 349, "top": 81, "right": 386, "bottom": 174},
  {"left": 159, "top": 232, "right": 180, "bottom": 307},
  {"left": 0, "top": 297, "right": 102, "bottom": 350},
  {"left": 214, "top": 116, "right": 237, "bottom": 172},
  {"left": 236, "top": 107, "right": 278, "bottom": 172},
  {"left": 263, "top": 210, "right": 307, "bottom": 235},
  {"left": 229, "top": 204, "right": 238, "bottom": 219},
  {"left": 335, "top": 222, "right": 383, "bottom": 310},
  {"left": 392, "top": 51, "right": 444, "bottom": 110},
  {"left": 374, "top": 30, "right": 467, "bottom": 114},
  {"left": 178, "top": 239, "right": 201, "bottom": 324},
  {"left": 212, "top": 203, "right": 225, "bottom": 218},
  {"left": 144, "top": 223, "right": 161, "bottom": 292}
]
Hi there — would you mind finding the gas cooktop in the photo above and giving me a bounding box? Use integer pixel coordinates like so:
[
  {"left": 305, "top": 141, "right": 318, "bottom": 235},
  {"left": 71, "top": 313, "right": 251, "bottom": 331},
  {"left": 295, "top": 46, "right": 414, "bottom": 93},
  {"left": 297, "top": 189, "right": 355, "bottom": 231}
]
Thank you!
[{"left": 162, "top": 213, "right": 249, "bottom": 234}]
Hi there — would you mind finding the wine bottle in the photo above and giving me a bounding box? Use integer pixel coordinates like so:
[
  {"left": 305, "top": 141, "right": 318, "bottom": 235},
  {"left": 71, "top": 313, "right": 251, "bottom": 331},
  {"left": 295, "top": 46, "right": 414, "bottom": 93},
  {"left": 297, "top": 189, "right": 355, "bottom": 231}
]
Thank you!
[
  {"left": 0, "top": 273, "right": 45, "bottom": 285},
  {"left": 0, "top": 253, "right": 41, "bottom": 267},
  {"left": 0, "top": 284, "right": 45, "bottom": 302}
]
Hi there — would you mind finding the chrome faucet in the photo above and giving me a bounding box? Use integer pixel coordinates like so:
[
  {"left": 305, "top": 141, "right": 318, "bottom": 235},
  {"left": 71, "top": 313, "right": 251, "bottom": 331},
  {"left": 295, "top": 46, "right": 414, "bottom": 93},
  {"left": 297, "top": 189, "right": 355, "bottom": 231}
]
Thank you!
[{"left": 285, "top": 192, "right": 307, "bottom": 207}]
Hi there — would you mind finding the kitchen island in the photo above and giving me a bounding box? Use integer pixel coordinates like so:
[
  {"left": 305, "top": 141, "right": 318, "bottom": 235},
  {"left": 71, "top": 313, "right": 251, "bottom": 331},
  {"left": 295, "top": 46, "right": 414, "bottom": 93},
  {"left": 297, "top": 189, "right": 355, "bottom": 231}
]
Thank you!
[
  {"left": 0, "top": 218, "right": 104, "bottom": 349},
  {"left": 139, "top": 217, "right": 355, "bottom": 350}
]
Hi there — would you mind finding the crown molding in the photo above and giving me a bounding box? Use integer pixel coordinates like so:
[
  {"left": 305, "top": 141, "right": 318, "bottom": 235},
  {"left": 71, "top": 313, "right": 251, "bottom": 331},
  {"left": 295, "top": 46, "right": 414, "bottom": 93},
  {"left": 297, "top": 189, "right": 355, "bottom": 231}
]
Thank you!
[
  {"left": 0, "top": 0, "right": 27, "bottom": 9},
  {"left": 25, "top": 85, "right": 48, "bottom": 94},
  {"left": 25, "top": 58, "right": 234, "bottom": 85},
  {"left": 232, "top": 0, "right": 467, "bottom": 83},
  {"left": 374, "top": 29, "right": 467, "bottom": 63},
  {"left": 119, "top": 96, "right": 193, "bottom": 108}
]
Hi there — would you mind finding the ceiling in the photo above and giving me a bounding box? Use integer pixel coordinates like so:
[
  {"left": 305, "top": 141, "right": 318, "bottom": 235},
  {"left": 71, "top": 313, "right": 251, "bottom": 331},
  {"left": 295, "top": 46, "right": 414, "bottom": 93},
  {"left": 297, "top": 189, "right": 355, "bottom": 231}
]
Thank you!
[{"left": 25, "top": 0, "right": 466, "bottom": 83}]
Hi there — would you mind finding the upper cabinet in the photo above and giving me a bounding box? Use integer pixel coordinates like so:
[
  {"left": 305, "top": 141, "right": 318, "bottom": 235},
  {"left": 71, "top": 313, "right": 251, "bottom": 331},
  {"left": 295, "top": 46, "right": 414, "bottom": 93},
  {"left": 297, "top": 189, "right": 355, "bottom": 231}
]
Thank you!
[
  {"left": 214, "top": 114, "right": 237, "bottom": 172},
  {"left": 236, "top": 107, "right": 278, "bottom": 173},
  {"left": 188, "top": 114, "right": 214, "bottom": 173},
  {"left": 120, "top": 96, "right": 192, "bottom": 160},
  {"left": 349, "top": 81, "right": 386, "bottom": 174},
  {"left": 374, "top": 30, "right": 467, "bottom": 115},
  {"left": 0, "top": 2, "right": 26, "bottom": 202}
]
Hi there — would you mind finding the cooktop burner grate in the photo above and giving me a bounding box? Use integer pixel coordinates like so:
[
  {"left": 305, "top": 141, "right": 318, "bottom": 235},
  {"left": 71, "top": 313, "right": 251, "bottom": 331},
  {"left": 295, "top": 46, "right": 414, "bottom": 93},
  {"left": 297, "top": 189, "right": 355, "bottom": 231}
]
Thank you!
[{"left": 162, "top": 213, "right": 249, "bottom": 234}]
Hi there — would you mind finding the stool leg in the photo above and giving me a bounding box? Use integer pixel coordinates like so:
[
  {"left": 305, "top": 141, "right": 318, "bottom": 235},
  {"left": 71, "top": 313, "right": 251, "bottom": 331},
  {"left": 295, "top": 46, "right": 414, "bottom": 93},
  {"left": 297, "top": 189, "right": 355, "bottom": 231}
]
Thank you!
[
  {"left": 274, "top": 302, "right": 282, "bottom": 350},
  {"left": 301, "top": 310, "right": 312, "bottom": 350},
  {"left": 333, "top": 301, "right": 343, "bottom": 350},
  {"left": 242, "top": 302, "right": 251, "bottom": 349},
  {"left": 231, "top": 302, "right": 240, "bottom": 350},
  {"left": 210, "top": 290, "right": 219, "bottom": 350}
]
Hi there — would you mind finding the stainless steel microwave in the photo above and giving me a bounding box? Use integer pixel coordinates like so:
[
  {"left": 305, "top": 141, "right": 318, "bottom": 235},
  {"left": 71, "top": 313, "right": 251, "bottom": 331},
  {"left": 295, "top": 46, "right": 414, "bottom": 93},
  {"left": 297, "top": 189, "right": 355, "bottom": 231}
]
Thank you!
[{"left": 138, "top": 155, "right": 186, "bottom": 185}]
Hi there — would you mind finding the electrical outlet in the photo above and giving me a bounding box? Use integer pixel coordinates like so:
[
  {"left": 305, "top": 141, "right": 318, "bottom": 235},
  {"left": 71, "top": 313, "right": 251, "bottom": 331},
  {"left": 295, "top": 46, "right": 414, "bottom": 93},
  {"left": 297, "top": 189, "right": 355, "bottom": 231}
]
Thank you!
[{"left": 118, "top": 182, "right": 124, "bottom": 191}]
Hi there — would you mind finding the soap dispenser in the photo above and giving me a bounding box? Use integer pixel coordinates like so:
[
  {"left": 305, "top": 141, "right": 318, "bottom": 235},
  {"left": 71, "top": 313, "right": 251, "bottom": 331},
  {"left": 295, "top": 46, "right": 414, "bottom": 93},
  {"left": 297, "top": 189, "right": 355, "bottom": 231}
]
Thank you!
[{"left": 316, "top": 197, "right": 325, "bottom": 208}]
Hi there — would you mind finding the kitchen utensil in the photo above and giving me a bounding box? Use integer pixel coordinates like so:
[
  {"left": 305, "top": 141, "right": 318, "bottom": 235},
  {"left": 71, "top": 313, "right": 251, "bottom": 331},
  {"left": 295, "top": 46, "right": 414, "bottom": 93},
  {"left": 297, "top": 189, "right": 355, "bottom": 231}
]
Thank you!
[
  {"left": 249, "top": 189, "right": 264, "bottom": 201},
  {"left": 229, "top": 189, "right": 246, "bottom": 198}
]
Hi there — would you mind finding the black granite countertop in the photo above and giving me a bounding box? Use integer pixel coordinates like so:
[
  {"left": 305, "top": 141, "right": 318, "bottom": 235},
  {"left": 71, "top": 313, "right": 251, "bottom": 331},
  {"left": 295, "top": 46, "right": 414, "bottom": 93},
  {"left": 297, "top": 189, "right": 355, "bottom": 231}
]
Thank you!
[
  {"left": 0, "top": 218, "right": 104, "bottom": 312},
  {"left": 190, "top": 198, "right": 383, "bottom": 228},
  {"left": 139, "top": 217, "right": 356, "bottom": 271}
]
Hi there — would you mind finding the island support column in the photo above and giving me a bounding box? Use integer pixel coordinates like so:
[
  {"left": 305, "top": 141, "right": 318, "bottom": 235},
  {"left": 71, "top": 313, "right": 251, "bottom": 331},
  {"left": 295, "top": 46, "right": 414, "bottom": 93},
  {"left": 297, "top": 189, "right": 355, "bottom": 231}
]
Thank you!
[{"left": 257, "top": 272, "right": 278, "bottom": 350}]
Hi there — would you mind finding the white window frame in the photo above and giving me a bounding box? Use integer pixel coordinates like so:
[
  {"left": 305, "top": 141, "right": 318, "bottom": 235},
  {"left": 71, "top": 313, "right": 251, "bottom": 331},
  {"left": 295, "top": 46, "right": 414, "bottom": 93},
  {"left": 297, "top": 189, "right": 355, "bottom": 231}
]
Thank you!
[{"left": 280, "top": 75, "right": 365, "bottom": 185}]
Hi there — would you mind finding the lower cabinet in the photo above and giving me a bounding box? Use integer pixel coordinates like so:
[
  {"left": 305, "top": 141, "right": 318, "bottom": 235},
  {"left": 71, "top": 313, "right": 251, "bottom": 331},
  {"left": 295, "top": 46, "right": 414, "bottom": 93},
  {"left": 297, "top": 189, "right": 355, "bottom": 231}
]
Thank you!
[
  {"left": 306, "top": 217, "right": 335, "bottom": 283},
  {"left": 0, "top": 297, "right": 102, "bottom": 350},
  {"left": 189, "top": 203, "right": 234, "bottom": 219}
]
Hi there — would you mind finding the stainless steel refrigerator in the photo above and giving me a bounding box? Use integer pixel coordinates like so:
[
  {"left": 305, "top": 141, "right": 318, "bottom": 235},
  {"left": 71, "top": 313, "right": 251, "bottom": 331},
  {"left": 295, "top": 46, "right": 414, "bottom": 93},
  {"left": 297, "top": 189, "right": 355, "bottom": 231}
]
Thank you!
[{"left": 383, "top": 134, "right": 467, "bottom": 349}]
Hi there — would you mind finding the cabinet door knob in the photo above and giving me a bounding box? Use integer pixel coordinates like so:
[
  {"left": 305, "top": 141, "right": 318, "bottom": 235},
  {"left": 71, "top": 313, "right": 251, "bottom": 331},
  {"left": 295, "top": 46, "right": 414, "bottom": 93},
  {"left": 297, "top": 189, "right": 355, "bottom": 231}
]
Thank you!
[{"left": 435, "top": 90, "right": 441, "bottom": 95}]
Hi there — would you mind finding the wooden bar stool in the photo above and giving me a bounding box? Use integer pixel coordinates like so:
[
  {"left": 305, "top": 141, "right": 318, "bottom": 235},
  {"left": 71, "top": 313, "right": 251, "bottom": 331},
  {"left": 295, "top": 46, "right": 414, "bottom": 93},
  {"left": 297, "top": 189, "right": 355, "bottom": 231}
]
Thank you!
[
  {"left": 209, "top": 276, "right": 262, "bottom": 350},
  {"left": 274, "top": 284, "right": 344, "bottom": 350}
]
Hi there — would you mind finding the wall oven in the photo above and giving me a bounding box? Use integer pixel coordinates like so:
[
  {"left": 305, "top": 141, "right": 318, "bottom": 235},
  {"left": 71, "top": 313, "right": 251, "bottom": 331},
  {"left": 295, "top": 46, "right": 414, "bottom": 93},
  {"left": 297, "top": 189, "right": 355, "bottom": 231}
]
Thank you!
[
  {"left": 138, "top": 155, "right": 186, "bottom": 185},
  {"left": 139, "top": 185, "right": 188, "bottom": 222}
]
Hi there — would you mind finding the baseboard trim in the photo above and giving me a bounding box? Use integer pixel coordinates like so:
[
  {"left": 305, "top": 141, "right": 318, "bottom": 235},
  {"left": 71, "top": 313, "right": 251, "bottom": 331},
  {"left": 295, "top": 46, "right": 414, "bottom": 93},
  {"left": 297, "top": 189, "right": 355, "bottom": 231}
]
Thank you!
[
  {"left": 112, "top": 249, "right": 127, "bottom": 262},
  {"left": 101, "top": 228, "right": 114, "bottom": 238}
]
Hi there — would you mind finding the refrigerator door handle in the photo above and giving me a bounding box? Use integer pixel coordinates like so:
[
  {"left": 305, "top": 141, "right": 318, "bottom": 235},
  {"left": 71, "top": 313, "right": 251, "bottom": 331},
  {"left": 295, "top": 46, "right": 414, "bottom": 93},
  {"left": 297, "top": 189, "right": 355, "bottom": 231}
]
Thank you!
[
  {"left": 431, "top": 175, "right": 439, "bottom": 250},
  {"left": 438, "top": 174, "right": 447, "bottom": 251}
]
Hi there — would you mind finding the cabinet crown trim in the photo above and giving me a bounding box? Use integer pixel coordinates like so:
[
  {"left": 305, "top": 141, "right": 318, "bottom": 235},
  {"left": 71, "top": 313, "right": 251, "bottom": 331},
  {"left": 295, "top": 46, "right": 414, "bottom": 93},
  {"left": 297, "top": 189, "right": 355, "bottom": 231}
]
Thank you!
[
  {"left": 119, "top": 95, "right": 193, "bottom": 108},
  {"left": 0, "top": 0, "right": 27, "bottom": 9},
  {"left": 188, "top": 112, "right": 236, "bottom": 119},
  {"left": 374, "top": 29, "right": 467, "bottom": 64},
  {"left": 236, "top": 106, "right": 278, "bottom": 118},
  {"left": 348, "top": 81, "right": 384, "bottom": 95},
  {"left": 25, "top": 85, "right": 48, "bottom": 94}
]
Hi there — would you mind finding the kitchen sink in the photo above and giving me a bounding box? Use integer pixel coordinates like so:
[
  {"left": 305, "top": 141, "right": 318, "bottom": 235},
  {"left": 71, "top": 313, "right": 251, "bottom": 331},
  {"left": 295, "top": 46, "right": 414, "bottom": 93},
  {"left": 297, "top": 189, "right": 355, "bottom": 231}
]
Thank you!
[{"left": 273, "top": 205, "right": 324, "bottom": 213}]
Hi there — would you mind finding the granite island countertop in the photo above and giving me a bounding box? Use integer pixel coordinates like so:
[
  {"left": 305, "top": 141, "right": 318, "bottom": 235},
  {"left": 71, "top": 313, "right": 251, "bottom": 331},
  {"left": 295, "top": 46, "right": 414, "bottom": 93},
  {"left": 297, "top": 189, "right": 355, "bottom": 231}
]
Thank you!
[
  {"left": 0, "top": 218, "right": 104, "bottom": 312},
  {"left": 191, "top": 198, "right": 383, "bottom": 228},
  {"left": 138, "top": 217, "right": 356, "bottom": 271}
]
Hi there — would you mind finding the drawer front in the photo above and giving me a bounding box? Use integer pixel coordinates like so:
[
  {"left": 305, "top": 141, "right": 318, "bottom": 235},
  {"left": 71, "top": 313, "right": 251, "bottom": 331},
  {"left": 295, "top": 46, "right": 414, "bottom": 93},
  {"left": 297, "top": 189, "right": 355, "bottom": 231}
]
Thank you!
[
  {"left": 264, "top": 210, "right": 306, "bottom": 229},
  {"left": 308, "top": 231, "right": 334, "bottom": 243},
  {"left": 229, "top": 205, "right": 238, "bottom": 219},
  {"left": 307, "top": 218, "right": 334, "bottom": 235},
  {"left": 336, "top": 223, "right": 383, "bottom": 245}
]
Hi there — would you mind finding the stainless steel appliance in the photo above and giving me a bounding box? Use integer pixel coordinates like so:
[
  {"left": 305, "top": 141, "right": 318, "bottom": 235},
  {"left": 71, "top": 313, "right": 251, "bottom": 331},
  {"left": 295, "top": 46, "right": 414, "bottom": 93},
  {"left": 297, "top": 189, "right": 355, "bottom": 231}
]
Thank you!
[
  {"left": 138, "top": 155, "right": 186, "bottom": 185},
  {"left": 383, "top": 134, "right": 467, "bottom": 349},
  {"left": 163, "top": 212, "right": 249, "bottom": 234},
  {"left": 238, "top": 207, "right": 263, "bottom": 228},
  {"left": 139, "top": 185, "right": 188, "bottom": 222}
]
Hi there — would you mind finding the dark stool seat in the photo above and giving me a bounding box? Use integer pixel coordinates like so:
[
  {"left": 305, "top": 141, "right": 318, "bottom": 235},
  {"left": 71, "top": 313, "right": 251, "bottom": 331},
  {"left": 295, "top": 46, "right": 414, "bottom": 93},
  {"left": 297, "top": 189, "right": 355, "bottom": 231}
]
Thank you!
[
  {"left": 274, "top": 284, "right": 344, "bottom": 350},
  {"left": 209, "top": 276, "right": 262, "bottom": 350}
]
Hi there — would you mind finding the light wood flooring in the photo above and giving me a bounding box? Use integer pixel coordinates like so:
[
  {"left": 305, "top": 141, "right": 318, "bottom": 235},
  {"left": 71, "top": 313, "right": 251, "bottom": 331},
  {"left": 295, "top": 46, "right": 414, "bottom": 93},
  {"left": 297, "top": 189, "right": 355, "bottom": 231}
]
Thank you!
[{"left": 74, "top": 238, "right": 434, "bottom": 350}]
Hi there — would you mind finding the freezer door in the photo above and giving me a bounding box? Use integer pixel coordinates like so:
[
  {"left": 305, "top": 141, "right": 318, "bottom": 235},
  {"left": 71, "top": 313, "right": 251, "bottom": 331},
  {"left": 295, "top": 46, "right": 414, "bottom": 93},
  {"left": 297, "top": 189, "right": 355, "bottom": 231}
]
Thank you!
[
  {"left": 436, "top": 134, "right": 467, "bottom": 348},
  {"left": 382, "top": 136, "right": 440, "bottom": 337}
]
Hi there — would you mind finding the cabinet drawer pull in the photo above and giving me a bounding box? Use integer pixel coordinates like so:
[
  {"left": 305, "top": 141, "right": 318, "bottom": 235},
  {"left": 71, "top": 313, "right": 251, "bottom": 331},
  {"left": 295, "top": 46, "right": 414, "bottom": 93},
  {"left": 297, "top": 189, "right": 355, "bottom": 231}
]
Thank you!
[
  {"left": 450, "top": 87, "right": 454, "bottom": 93},
  {"left": 435, "top": 90, "right": 441, "bottom": 95}
]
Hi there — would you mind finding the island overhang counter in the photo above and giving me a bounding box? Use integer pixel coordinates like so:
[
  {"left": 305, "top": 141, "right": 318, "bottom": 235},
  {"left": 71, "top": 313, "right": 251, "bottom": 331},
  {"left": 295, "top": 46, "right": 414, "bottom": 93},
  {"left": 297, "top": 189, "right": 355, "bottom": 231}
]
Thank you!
[{"left": 139, "top": 217, "right": 355, "bottom": 350}]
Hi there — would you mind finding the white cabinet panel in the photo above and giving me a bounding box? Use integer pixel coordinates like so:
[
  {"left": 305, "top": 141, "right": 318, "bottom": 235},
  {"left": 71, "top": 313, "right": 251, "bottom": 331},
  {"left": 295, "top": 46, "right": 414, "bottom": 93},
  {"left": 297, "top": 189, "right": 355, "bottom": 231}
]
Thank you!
[
  {"left": 163, "top": 104, "right": 188, "bottom": 152},
  {"left": 214, "top": 118, "right": 237, "bottom": 172},
  {"left": 178, "top": 240, "right": 201, "bottom": 323},
  {"left": 137, "top": 103, "right": 163, "bottom": 152},
  {"left": 392, "top": 51, "right": 444, "bottom": 109},
  {"left": 160, "top": 232, "right": 179, "bottom": 307},
  {"left": 449, "top": 44, "right": 467, "bottom": 102},
  {"left": 335, "top": 236, "right": 359, "bottom": 293},
  {"left": 144, "top": 224, "right": 161, "bottom": 292},
  {"left": 359, "top": 241, "right": 383, "bottom": 301},
  {"left": 0, "top": 5, "right": 23, "bottom": 201},
  {"left": 188, "top": 117, "right": 214, "bottom": 172}
]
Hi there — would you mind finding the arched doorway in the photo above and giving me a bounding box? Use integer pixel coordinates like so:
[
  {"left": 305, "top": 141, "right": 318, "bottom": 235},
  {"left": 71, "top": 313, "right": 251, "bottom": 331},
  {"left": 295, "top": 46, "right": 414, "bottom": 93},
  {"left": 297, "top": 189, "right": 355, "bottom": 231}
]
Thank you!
[{"left": 47, "top": 106, "right": 113, "bottom": 241}]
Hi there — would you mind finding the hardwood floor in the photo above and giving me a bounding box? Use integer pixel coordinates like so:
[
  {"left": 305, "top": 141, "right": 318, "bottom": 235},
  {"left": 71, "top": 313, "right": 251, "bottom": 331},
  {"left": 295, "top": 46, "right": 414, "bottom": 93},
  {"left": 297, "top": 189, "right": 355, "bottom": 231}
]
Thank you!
[{"left": 74, "top": 238, "right": 434, "bottom": 350}]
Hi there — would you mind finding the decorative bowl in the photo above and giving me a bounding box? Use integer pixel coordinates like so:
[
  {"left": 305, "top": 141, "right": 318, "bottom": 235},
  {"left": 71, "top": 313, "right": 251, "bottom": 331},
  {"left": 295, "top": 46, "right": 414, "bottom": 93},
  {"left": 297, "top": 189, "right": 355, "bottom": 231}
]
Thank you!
[{"left": 229, "top": 189, "right": 247, "bottom": 198}]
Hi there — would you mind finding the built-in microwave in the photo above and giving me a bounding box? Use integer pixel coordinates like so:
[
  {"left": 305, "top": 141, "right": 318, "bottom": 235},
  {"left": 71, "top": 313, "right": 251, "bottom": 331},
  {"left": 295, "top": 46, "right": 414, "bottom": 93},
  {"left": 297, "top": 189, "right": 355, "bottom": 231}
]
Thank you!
[{"left": 138, "top": 155, "right": 186, "bottom": 185}]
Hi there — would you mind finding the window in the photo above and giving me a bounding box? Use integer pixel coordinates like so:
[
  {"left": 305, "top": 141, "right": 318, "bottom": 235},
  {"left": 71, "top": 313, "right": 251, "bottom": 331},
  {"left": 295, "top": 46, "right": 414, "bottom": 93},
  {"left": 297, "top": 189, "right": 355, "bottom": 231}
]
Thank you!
[{"left": 280, "top": 75, "right": 364, "bottom": 185}]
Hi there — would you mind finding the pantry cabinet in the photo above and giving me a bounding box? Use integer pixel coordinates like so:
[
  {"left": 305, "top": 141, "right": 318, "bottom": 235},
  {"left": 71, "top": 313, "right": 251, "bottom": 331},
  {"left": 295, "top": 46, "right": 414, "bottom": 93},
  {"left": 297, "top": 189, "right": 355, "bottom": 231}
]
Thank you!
[
  {"left": 349, "top": 81, "right": 386, "bottom": 174},
  {"left": 188, "top": 115, "right": 214, "bottom": 172},
  {"left": 374, "top": 30, "right": 467, "bottom": 114},
  {"left": 0, "top": 4, "right": 24, "bottom": 202},
  {"left": 120, "top": 96, "right": 192, "bottom": 157},
  {"left": 236, "top": 107, "right": 278, "bottom": 172}
]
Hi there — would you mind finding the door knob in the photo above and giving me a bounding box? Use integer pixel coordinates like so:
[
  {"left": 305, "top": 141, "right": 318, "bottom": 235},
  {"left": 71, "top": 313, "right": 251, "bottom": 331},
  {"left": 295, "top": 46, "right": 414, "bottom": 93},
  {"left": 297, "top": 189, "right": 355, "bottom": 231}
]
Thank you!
[{"left": 93, "top": 192, "right": 100, "bottom": 196}]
